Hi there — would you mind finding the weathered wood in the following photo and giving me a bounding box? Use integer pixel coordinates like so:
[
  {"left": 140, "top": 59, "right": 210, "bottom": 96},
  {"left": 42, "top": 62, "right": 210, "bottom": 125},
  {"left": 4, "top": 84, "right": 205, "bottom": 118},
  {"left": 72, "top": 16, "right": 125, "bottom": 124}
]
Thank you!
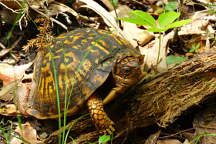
[{"left": 118, "top": 50, "right": 216, "bottom": 128}]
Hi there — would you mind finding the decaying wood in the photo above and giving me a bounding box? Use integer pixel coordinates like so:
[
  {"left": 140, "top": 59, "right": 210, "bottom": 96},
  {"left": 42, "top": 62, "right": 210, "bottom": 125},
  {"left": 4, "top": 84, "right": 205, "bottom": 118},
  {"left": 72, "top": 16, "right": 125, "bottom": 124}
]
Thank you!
[
  {"left": 123, "top": 50, "right": 216, "bottom": 128},
  {"left": 65, "top": 50, "right": 216, "bottom": 142}
]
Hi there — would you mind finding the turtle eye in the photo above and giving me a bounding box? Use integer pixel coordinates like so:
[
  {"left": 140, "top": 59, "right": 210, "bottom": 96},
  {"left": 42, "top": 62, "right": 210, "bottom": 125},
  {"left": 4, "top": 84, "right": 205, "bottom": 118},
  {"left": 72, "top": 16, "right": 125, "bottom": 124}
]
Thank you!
[{"left": 122, "top": 67, "right": 131, "bottom": 76}]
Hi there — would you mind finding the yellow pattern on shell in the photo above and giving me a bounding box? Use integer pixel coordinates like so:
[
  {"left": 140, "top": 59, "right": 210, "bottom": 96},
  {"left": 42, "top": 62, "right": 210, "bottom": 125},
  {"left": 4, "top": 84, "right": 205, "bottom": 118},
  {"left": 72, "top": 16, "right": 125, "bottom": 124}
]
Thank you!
[
  {"left": 56, "top": 48, "right": 64, "bottom": 53},
  {"left": 69, "top": 34, "right": 83, "bottom": 44},
  {"left": 74, "top": 71, "right": 82, "bottom": 81},
  {"left": 91, "top": 41, "right": 110, "bottom": 55},
  {"left": 82, "top": 60, "right": 92, "bottom": 72},
  {"left": 58, "top": 74, "right": 64, "bottom": 90},
  {"left": 63, "top": 40, "right": 74, "bottom": 45}
]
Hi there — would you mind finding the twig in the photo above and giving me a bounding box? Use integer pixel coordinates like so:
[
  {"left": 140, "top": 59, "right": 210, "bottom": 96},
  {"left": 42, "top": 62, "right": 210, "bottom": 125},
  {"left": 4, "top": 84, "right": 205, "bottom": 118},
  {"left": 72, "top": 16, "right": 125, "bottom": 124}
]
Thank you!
[
  {"left": 0, "top": 2, "right": 18, "bottom": 13},
  {"left": 31, "top": 7, "right": 68, "bottom": 31}
]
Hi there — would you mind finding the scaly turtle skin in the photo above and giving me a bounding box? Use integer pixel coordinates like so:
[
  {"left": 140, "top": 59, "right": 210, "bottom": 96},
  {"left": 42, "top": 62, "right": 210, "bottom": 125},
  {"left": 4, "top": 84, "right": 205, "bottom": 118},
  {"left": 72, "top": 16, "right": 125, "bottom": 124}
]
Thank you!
[{"left": 18, "top": 28, "right": 144, "bottom": 134}]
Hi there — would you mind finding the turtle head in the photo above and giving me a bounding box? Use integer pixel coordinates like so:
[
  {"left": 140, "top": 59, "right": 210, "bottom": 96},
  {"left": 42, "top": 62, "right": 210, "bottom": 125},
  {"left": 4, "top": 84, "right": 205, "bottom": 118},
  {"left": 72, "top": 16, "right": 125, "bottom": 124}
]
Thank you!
[
  {"left": 113, "top": 54, "right": 144, "bottom": 86},
  {"left": 103, "top": 54, "right": 145, "bottom": 105}
]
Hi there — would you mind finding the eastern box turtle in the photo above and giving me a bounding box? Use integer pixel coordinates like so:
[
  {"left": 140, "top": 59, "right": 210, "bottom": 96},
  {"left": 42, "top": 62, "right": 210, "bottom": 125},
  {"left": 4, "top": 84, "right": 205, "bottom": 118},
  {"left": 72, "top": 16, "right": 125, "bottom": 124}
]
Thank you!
[{"left": 17, "top": 28, "right": 144, "bottom": 134}]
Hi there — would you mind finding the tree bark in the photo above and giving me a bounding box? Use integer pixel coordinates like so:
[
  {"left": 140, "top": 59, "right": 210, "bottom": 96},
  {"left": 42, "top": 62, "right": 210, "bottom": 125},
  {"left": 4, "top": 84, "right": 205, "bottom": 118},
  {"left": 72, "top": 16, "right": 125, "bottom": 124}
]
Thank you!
[{"left": 117, "top": 50, "right": 216, "bottom": 129}]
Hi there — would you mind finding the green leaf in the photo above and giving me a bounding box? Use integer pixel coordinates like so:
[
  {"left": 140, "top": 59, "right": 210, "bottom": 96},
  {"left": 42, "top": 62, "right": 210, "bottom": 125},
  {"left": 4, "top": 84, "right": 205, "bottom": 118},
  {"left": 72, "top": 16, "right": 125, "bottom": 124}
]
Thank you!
[
  {"left": 99, "top": 135, "right": 111, "bottom": 144},
  {"left": 207, "top": 9, "right": 216, "bottom": 14},
  {"left": 166, "top": 55, "right": 188, "bottom": 65},
  {"left": 158, "top": 11, "right": 180, "bottom": 28},
  {"left": 119, "top": 10, "right": 191, "bottom": 33},
  {"left": 110, "top": 0, "right": 118, "bottom": 8},
  {"left": 165, "top": 2, "right": 178, "bottom": 11},
  {"left": 148, "top": 27, "right": 168, "bottom": 32},
  {"left": 118, "top": 10, "right": 157, "bottom": 27},
  {"left": 167, "top": 19, "right": 192, "bottom": 29},
  {"left": 130, "top": 10, "right": 157, "bottom": 27},
  {"left": 189, "top": 43, "right": 200, "bottom": 53},
  {"left": 118, "top": 17, "right": 153, "bottom": 26}
]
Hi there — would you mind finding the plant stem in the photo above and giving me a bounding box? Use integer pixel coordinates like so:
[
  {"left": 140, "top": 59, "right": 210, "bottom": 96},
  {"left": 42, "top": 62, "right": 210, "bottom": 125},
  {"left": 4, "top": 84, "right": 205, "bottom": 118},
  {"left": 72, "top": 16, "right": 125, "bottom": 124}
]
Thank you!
[{"left": 156, "top": 33, "right": 162, "bottom": 65}]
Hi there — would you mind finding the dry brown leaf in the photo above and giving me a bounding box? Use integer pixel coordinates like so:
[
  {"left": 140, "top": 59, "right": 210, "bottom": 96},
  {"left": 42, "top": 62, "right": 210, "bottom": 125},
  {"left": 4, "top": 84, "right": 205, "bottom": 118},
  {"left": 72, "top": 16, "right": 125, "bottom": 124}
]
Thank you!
[
  {"left": 179, "top": 19, "right": 209, "bottom": 36},
  {"left": 0, "top": 62, "right": 32, "bottom": 85},
  {"left": 0, "top": 48, "right": 12, "bottom": 57},
  {"left": 177, "top": 10, "right": 215, "bottom": 53},
  {"left": 145, "top": 130, "right": 161, "bottom": 144},
  {"left": 0, "top": 8, "right": 17, "bottom": 24},
  {"left": 0, "top": 0, "right": 72, "bottom": 30},
  {"left": 141, "top": 32, "right": 174, "bottom": 72},
  {"left": 179, "top": 10, "right": 214, "bottom": 36},
  {"left": 0, "top": 63, "right": 33, "bottom": 105},
  {"left": 183, "top": 139, "right": 190, "bottom": 144},
  {"left": 122, "top": 24, "right": 154, "bottom": 47},
  {"left": 45, "top": 1, "right": 78, "bottom": 17},
  {"left": 157, "top": 139, "right": 182, "bottom": 144},
  {"left": 30, "top": 0, "right": 54, "bottom": 9},
  {"left": 13, "top": 122, "right": 39, "bottom": 144},
  {"left": 0, "top": 0, "right": 54, "bottom": 10},
  {"left": 0, "top": 0, "right": 30, "bottom": 29},
  {"left": 0, "top": 104, "right": 17, "bottom": 116},
  {"left": 0, "top": 74, "right": 33, "bottom": 116},
  {"left": 0, "top": 0, "right": 26, "bottom": 10},
  {"left": 79, "top": 0, "right": 126, "bottom": 39},
  {"left": 0, "top": 81, "right": 18, "bottom": 101},
  {"left": 10, "top": 135, "right": 23, "bottom": 144}
]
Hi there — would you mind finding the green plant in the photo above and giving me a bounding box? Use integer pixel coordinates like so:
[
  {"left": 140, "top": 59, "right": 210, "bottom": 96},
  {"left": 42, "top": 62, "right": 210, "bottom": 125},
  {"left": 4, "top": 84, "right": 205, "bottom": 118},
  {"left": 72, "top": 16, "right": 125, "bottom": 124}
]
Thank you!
[
  {"left": 166, "top": 55, "right": 188, "bottom": 65},
  {"left": 0, "top": 122, "right": 11, "bottom": 144},
  {"left": 5, "top": 0, "right": 29, "bottom": 40},
  {"left": 164, "top": 2, "right": 178, "bottom": 11},
  {"left": 202, "top": 2, "right": 216, "bottom": 14},
  {"left": 110, "top": 0, "right": 119, "bottom": 26},
  {"left": 109, "top": 0, "right": 118, "bottom": 8},
  {"left": 99, "top": 135, "right": 111, "bottom": 144},
  {"left": 119, "top": 10, "right": 191, "bottom": 66},
  {"left": 119, "top": 10, "right": 191, "bottom": 32},
  {"left": 191, "top": 133, "right": 216, "bottom": 144},
  {"left": 189, "top": 43, "right": 200, "bottom": 53},
  {"left": 0, "top": 119, "right": 31, "bottom": 144}
]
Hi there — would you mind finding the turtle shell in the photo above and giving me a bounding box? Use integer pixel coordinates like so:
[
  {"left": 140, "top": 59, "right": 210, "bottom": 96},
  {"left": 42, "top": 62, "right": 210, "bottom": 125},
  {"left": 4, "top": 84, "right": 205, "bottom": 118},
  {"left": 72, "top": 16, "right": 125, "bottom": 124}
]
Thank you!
[{"left": 26, "top": 28, "right": 140, "bottom": 119}]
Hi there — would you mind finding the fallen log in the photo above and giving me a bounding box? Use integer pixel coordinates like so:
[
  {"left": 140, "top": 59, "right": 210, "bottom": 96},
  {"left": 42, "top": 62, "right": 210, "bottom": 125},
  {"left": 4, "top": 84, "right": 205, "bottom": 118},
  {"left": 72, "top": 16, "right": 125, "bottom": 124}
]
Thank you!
[{"left": 117, "top": 50, "right": 216, "bottom": 128}]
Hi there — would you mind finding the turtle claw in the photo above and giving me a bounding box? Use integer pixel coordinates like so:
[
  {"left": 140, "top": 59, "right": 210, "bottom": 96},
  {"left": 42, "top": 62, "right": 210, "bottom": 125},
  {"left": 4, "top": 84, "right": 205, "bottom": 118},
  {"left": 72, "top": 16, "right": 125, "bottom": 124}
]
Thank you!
[
  {"left": 98, "top": 119, "right": 115, "bottom": 134},
  {"left": 99, "top": 125, "right": 115, "bottom": 135},
  {"left": 106, "top": 125, "right": 115, "bottom": 135}
]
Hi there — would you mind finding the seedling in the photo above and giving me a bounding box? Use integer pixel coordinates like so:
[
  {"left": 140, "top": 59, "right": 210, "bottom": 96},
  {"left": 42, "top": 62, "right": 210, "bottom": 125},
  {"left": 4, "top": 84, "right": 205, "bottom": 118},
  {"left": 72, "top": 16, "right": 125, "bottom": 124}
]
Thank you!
[
  {"left": 118, "top": 10, "right": 191, "bottom": 32},
  {"left": 119, "top": 10, "right": 192, "bottom": 66},
  {"left": 99, "top": 135, "right": 111, "bottom": 144},
  {"left": 189, "top": 43, "right": 200, "bottom": 53}
]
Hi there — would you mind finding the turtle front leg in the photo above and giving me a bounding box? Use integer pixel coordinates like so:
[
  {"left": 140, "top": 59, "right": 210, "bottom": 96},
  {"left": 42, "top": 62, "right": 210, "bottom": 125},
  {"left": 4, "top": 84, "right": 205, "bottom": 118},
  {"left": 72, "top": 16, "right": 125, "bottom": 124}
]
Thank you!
[
  {"left": 87, "top": 94, "right": 115, "bottom": 134},
  {"left": 103, "top": 72, "right": 147, "bottom": 105},
  {"left": 103, "top": 86, "right": 126, "bottom": 105}
]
